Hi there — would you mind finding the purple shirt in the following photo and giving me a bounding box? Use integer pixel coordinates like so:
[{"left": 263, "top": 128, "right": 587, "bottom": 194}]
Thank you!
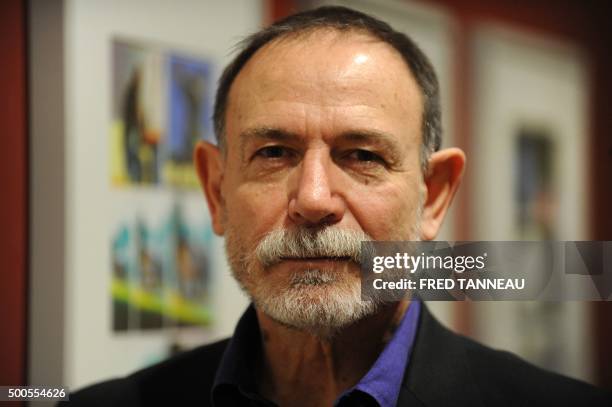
[
  {"left": 337, "top": 300, "right": 421, "bottom": 407},
  {"left": 212, "top": 300, "right": 421, "bottom": 407}
]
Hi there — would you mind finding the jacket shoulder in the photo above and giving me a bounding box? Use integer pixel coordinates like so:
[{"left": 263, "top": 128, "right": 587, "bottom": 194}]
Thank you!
[
  {"left": 458, "top": 330, "right": 611, "bottom": 406},
  {"left": 402, "top": 305, "right": 611, "bottom": 407},
  {"left": 62, "top": 338, "right": 230, "bottom": 406}
]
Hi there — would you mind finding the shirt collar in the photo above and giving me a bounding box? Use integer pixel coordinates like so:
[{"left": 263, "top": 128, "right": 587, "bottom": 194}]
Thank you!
[
  {"left": 212, "top": 300, "right": 421, "bottom": 407},
  {"left": 342, "top": 300, "right": 421, "bottom": 407}
]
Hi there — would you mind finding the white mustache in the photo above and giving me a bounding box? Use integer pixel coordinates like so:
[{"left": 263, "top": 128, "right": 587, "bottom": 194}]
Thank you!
[{"left": 255, "top": 227, "right": 373, "bottom": 268}]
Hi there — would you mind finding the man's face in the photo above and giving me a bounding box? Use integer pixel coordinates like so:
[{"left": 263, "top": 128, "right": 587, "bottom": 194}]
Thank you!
[{"left": 216, "top": 30, "right": 426, "bottom": 334}]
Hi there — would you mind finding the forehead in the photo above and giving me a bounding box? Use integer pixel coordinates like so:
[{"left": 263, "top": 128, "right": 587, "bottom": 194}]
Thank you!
[{"left": 225, "top": 29, "right": 423, "bottom": 145}]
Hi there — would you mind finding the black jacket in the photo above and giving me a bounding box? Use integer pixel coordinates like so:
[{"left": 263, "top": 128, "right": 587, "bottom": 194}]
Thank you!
[{"left": 63, "top": 305, "right": 611, "bottom": 406}]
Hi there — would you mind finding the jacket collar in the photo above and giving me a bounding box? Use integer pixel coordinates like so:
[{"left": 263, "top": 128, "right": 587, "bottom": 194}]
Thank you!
[{"left": 397, "top": 304, "right": 485, "bottom": 407}]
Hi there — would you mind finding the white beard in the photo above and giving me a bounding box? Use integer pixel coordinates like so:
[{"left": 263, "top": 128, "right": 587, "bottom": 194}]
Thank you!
[
  {"left": 224, "top": 205, "right": 422, "bottom": 338},
  {"left": 250, "top": 267, "right": 379, "bottom": 338}
]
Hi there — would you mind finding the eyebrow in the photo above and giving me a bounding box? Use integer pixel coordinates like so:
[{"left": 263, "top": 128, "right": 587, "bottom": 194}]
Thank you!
[
  {"left": 239, "top": 126, "right": 405, "bottom": 163},
  {"left": 239, "top": 127, "right": 302, "bottom": 161},
  {"left": 239, "top": 127, "right": 301, "bottom": 146}
]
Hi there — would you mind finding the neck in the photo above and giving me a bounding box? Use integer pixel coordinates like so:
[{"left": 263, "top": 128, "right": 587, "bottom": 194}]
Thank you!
[{"left": 255, "top": 300, "right": 410, "bottom": 407}]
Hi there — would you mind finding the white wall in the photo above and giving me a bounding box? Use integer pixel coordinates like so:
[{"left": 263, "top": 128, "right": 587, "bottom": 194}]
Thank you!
[
  {"left": 31, "top": 0, "right": 261, "bottom": 390},
  {"left": 29, "top": 0, "right": 67, "bottom": 393}
]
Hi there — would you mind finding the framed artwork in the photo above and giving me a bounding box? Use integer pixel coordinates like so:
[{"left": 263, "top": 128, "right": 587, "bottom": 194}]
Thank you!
[
  {"left": 111, "top": 192, "right": 214, "bottom": 332},
  {"left": 109, "top": 38, "right": 215, "bottom": 331},
  {"left": 110, "top": 39, "right": 212, "bottom": 188},
  {"left": 470, "top": 26, "right": 590, "bottom": 381}
]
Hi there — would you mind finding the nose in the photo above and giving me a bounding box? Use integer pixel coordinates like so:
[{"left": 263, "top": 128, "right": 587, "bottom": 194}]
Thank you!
[{"left": 288, "top": 149, "right": 345, "bottom": 227}]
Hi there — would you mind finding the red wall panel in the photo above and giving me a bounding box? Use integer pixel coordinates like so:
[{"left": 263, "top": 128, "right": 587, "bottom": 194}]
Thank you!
[{"left": 0, "top": 0, "right": 28, "bottom": 388}]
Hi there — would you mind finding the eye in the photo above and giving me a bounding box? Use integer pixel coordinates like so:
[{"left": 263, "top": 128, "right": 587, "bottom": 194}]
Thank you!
[
  {"left": 346, "top": 149, "right": 386, "bottom": 166},
  {"left": 255, "top": 145, "right": 290, "bottom": 159}
]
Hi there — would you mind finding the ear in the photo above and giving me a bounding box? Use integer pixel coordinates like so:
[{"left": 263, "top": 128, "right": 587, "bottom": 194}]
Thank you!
[
  {"left": 420, "top": 148, "right": 465, "bottom": 240},
  {"left": 194, "top": 141, "right": 225, "bottom": 235}
]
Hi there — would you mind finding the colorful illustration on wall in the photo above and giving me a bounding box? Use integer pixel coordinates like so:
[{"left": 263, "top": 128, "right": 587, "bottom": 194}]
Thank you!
[
  {"left": 111, "top": 195, "right": 213, "bottom": 331},
  {"left": 110, "top": 39, "right": 212, "bottom": 188},
  {"left": 163, "top": 54, "right": 212, "bottom": 186}
]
